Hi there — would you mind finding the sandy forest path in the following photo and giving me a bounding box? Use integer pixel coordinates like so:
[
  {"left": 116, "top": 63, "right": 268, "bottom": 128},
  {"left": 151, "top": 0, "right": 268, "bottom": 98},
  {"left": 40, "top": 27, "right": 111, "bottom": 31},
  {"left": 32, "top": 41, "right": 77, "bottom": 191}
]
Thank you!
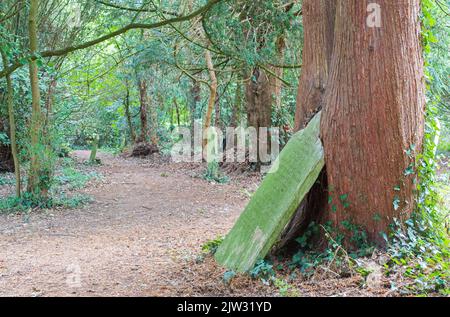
[{"left": 0, "top": 151, "right": 254, "bottom": 296}]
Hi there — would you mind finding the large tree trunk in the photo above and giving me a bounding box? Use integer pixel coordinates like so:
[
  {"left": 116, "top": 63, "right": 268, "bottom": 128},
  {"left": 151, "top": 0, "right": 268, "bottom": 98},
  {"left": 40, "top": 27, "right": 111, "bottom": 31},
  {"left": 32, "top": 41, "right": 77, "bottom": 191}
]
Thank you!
[
  {"left": 271, "top": 36, "right": 286, "bottom": 114},
  {"left": 278, "top": 0, "right": 336, "bottom": 250},
  {"left": 245, "top": 67, "right": 273, "bottom": 166},
  {"left": 321, "top": 0, "right": 425, "bottom": 243},
  {"left": 294, "top": 0, "right": 336, "bottom": 130}
]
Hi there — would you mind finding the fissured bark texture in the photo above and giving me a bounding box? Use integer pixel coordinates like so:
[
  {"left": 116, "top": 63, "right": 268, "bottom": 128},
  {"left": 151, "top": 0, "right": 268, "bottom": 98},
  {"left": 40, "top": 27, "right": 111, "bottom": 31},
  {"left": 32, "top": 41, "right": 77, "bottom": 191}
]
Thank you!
[
  {"left": 294, "top": 0, "right": 336, "bottom": 130},
  {"left": 280, "top": 0, "right": 337, "bottom": 251},
  {"left": 321, "top": 0, "right": 425, "bottom": 243}
]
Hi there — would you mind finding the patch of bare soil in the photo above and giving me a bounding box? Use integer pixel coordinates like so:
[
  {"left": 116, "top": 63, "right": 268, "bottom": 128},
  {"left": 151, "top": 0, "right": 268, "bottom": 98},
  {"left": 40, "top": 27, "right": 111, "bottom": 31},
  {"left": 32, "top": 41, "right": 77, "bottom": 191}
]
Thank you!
[{"left": 0, "top": 150, "right": 392, "bottom": 297}]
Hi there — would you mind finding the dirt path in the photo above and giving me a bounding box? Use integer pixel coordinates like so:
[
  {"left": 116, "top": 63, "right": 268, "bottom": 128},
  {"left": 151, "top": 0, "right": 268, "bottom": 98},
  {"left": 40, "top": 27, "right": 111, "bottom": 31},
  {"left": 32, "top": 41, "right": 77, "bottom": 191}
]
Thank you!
[{"left": 0, "top": 151, "right": 255, "bottom": 296}]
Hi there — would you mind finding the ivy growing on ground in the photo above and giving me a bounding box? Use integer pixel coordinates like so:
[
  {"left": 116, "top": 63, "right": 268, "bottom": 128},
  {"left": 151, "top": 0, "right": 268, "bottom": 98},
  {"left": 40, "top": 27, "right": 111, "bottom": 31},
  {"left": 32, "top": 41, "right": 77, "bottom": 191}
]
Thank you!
[{"left": 381, "top": 0, "right": 450, "bottom": 295}]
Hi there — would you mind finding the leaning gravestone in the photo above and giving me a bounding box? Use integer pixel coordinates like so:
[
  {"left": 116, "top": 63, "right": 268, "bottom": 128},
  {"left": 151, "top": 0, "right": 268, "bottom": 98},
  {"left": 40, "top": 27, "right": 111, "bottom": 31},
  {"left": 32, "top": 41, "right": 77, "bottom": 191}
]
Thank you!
[{"left": 215, "top": 112, "right": 325, "bottom": 272}]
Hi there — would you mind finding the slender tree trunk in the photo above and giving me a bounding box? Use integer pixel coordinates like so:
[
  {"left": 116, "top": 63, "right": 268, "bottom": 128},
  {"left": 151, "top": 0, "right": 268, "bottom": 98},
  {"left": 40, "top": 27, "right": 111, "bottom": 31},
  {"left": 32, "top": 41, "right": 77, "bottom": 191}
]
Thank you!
[
  {"left": 189, "top": 80, "right": 201, "bottom": 147},
  {"left": 203, "top": 49, "right": 218, "bottom": 149},
  {"left": 230, "top": 80, "right": 243, "bottom": 127},
  {"left": 214, "top": 94, "right": 221, "bottom": 128},
  {"left": 321, "top": 0, "right": 425, "bottom": 243},
  {"left": 137, "top": 79, "right": 149, "bottom": 143},
  {"left": 27, "top": 0, "right": 49, "bottom": 197},
  {"left": 170, "top": 104, "right": 174, "bottom": 127},
  {"left": 44, "top": 78, "right": 57, "bottom": 136},
  {"left": 270, "top": 36, "right": 286, "bottom": 113},
  {"left": 124, "top": 82, "right": 136, "bottom": 143},
  {"left": 173, "top": 98, "right": 181, "bottom": 126},
  {"left": 1, "top": 49, "right": 20, "bottom": 197},
  {"left": 147, "top": 79, "right": 159, "bottom": 147},
  {"left": 89, "top": 134, "right": 99, "bottom": 163}
]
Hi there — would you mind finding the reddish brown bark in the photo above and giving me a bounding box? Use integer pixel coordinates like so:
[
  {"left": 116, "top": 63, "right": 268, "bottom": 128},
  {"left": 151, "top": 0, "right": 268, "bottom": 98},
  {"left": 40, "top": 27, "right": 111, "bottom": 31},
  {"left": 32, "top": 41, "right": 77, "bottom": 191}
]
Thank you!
[
  {"left": 294, "top": 0, "right": 336, "bottom": 130},
  {"left": 245, "top": 67, "right": 273, "bottom": 164},
  {"left": 279, "top": 0, "right": 336, "bottom": 249},
  {"left": 321, "top": 0, "right": 425, "bottom": 243},
  {"left": 270, "top": 36, "right": 286, "bottom": 113}
]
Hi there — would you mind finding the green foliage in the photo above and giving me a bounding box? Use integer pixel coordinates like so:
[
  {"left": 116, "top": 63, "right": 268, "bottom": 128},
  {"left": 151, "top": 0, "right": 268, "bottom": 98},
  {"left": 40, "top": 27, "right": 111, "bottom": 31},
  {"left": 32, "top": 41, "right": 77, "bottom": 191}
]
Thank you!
[
  {"left": 380, "top": 4, "right": 450, "bottom": 295},
  {"left": 202, "top": 236, "right": 224, "bottom": 255},
  {"left": 0, "top": 175, "right": 15, "bottom": 186},
  {"left": 222, "top": 270, "right": 236, "bottom": 285},
  {"left": 249, "top": 260, "right": 300, "bottom": 296},
  {"left": 56, "top": 143, "right": 72, "bottom": 158},
  {"left": 290, "top": 221, "right": 375, "bottom": 278},
  {"left": 250, "top": 260, "right": 276, "bottom": 284},
  {"left": 272, "top": 277, "right": 300, "bottom": 297},
  {"left": 382, "top": 110, "right": 449, "bottom": 295},
  {"left": 54, "top": 166, "right": 101, "bottom": 190},
  {"left": 204, "top": 0, "right": 301, "bottom": 69},
  {"left": 0, "top": 132, "right": 10, "bottom": 145},
  {"left": 0, "top": 192, "right": 92, "bottom": 214},
  {"left": 438, "top": 129, "right": 450, "bottom": 154},
  {"left": 203, "top": 160, "right": 229, "bottom": 184},
  {"left": 0, "top": 157, "right": 99, "bottom": 213}
]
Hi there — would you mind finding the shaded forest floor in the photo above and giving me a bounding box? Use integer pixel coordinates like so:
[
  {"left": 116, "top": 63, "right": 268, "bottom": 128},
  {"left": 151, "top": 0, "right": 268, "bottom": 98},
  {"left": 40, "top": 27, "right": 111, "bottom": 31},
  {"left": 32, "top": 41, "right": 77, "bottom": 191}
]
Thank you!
[{"left": 0, "top": 151, "right": 447, "bottom": 297}]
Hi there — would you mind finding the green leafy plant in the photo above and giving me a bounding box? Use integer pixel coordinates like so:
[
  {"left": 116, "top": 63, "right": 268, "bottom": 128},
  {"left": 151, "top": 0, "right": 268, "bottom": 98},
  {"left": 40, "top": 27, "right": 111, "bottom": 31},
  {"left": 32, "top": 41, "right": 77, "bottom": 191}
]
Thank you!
[
  {"left": 290, "top": 220, "right": 375, "bottom": 279},
  {"left": 54, "top": 166, "right": 101, "bottom": 190},
  {"left": 250, "top": 260, "right": 275, "bottom": 284},
  {"left": 0, "top": 176, "right": 15, "bottom": 186},
  {"left": 223, "top": 270, "right": 236, "bottom": 285},
  {"left": 0, "top": 132, "right": 10, "bottom": 145},
  {"left": 203, "top": 160, "right": 229, "bottom": 184},
  {"left": 273, "top": 277, "right": 300, "bottom": 297},
  {"left": 0, "top": 192, "right": 92, "bottom": 214},
  {"left": 201, "top": 236, "right": 224, "bottom": 255}
]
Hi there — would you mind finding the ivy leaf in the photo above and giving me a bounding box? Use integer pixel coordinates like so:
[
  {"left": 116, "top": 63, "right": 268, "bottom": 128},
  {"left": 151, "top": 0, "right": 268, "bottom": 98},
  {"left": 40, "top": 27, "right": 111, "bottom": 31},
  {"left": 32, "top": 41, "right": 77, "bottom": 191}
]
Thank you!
[
  {"left": 223, "top": 271, "right": 236, "bottom": 285},
  {"left": 393, "top": 196, "right": 401, "bottom": 211},
  {"left": 380, "top": 232, "right": 388, "bottom": 243},
  {"left": 404, "top": 165, "right": 415, "bottom": 176}
]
